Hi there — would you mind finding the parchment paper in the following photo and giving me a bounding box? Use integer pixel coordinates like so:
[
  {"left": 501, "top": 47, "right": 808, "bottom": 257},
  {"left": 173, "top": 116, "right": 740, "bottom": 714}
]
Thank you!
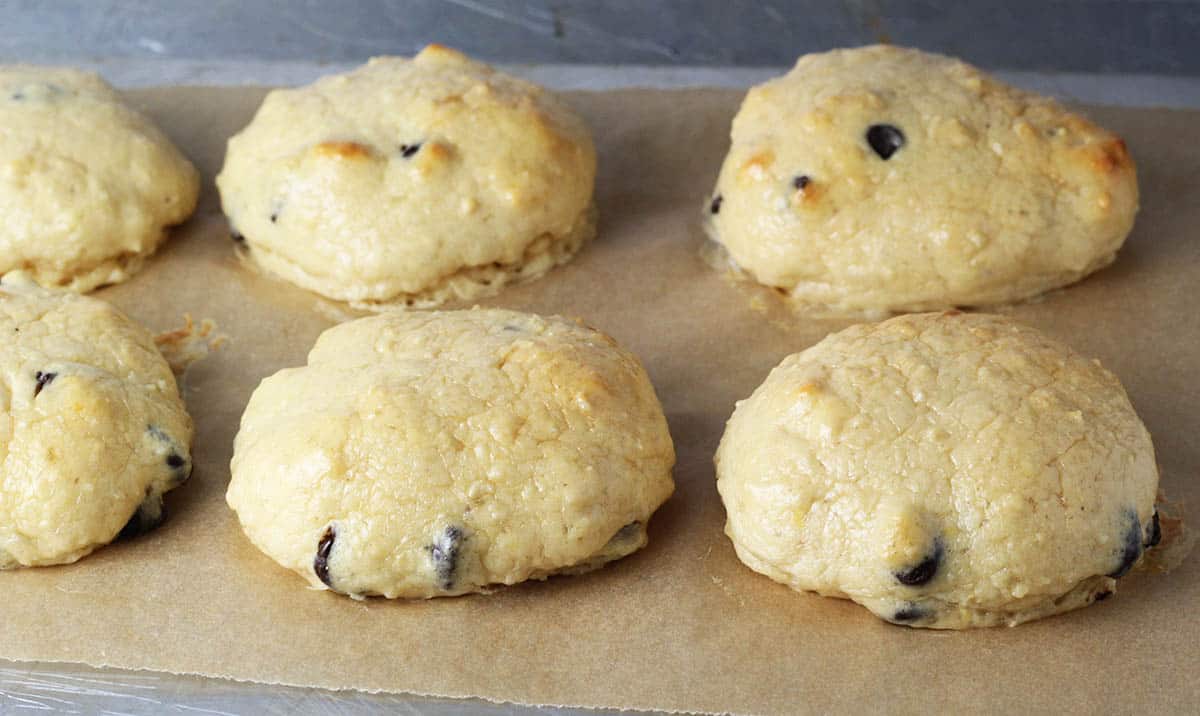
[{"left": 2, "top": 86, "right": 1197, "bottom": 715}]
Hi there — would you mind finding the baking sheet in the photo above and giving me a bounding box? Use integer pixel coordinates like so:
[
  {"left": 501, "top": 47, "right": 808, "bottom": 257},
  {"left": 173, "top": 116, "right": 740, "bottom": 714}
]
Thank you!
[{"left": 1, "top": 85, "right": 1197, "bottom": 715}]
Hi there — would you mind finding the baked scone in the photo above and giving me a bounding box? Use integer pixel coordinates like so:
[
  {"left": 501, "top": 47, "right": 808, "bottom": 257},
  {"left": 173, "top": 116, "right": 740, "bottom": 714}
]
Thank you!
[
  {"left": 706, "top": 45, "right": 1138, "bottom": 314},
  {"left": 716, "top": 312, "right": 1160, "bottom": 628},
  {"left": 0, "top": 66, "right": 200, "bottom": 292},
  {"left": 216, "top": 45, "right": 596, "bottom": 308},
  {"left": 227, "top": 309, "right": 674, "bottom": 598},
  {"left": 0, "top": 272, "right": 194, "bottom": 568}
]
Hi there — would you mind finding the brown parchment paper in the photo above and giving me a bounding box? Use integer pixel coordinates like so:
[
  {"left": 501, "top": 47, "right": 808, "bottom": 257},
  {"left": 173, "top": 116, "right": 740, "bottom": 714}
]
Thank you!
[{"left": 1, "top": 85, "right": 1198, "bottom": 715}]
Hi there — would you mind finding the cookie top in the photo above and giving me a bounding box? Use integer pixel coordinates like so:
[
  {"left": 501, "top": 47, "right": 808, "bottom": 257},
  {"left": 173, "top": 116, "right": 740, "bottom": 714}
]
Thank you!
[
  {"left": 0, "top": 66, "right": 200, "bottom": 292},
  {"left": 707, "top": 45, "right": 1138, "bottom": 314},
  {"left": 227, "top": 308, "right": 675, "bottom": 598},
  {"left": 217, "top": 45, "right": 597, "bottom": 307},
  {"left": 0, "top": 272, "right": 193, "bottom": 568},
  {"left": 716, "top": 312, "right": 1159, "bottom": 628}
]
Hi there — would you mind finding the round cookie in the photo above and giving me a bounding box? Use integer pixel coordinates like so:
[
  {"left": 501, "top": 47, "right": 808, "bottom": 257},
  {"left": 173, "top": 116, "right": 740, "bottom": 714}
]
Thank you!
[
  {"left": 0, "top": 272, "right": 194, "bottom": 569},
  {"left": 227, "top": 308, "right": 674, "bottom": 598},
  {"left": 216, "top": 45, "right": 597, "bottom": 308},
  {"left": 0, "top": 66, "right": 200, "bottom": 292},
  {"left": 706, "top": 46, "right": 1138, "bottom": 314},
  {"left": 715, "top": 312, "right": 1159, "bottom": 628}
]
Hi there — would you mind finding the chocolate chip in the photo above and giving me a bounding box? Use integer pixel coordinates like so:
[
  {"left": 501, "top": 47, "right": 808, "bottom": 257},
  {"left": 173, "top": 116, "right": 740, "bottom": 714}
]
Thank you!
[
  {"left": 230, "top": 230, "right": 245, "bottom": 243},
  {"left": 709, "top": 195, "right": 723, "bottom": 214},
  {"left": 118, "top": 493, "right": 165, "bottom": 539},
  {"left": 33, "top": 371, "right": 56, "bottom": 397},
  {"left": 269, "top": 212, "right": 278, "bottom": 223},
  {"left": 1108, "top": 510, "right": 1143, "bottom": 578},
  {"left": 1094, "top": 590, "right": 1113, "bottom": 602},
  {"left": 314, "top": 526, "right": 336, "bottom": 588},
  {"left": 866, "top": 124, "right": 905, "bottom": 160},
  {"left": 400, "top": 143, "right": 422, "bottom": 158},
  {"left": 892, "top": 604, "right": 929, "bottom": 622},
  {"left": 895, "top": 540, "right": 942, "bottom": 586},
  {"left": 792, "top": 175, "right": 811, "bottom": 190},
  {"left": 1145, "top": 509, "right": 1162, "bottom": 548},
  {"left": 168, "top": 458, "right": 192, "bottom": 486},
  {"left": 429, "top": 525, "right": 464, "bottom": 590}
]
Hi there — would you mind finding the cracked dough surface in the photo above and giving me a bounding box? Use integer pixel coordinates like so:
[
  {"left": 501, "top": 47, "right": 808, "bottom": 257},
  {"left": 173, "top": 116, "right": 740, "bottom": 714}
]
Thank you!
[
  {"left": 216, "top": 45, "right": 597, "bottom": 308},
  {"left": 707, "top": 45, "right": 1138, "bottom": 314},
  {"left": 227, "top": 308, "right": 675, "bottom": 598},
  {"left": 716, "top": 312, "right": 1159, "bottom": 628},
  {"left": 0, "top": 65, "right": 199, "bottom": 292},
  {"left": 0, "top": 272, "right": 194, "bottom": 568}
]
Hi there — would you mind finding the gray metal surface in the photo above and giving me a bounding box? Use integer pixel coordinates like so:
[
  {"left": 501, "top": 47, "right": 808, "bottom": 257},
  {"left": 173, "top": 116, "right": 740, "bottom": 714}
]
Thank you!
[
  {"left": 0, "top": 664, "right": 623, "bottom": 715},
  {"left": 1, "top": 0, "right": 1199, "bottom": 74}
]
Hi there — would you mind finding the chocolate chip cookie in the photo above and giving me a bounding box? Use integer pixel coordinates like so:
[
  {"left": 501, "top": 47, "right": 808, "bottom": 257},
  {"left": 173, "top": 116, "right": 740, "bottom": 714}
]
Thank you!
[
  {"left": 707, "top": 46, "right": 1138, "bottom": 314},
  {"left": 227, "top": 308, "right": 674, "bottom": 598},
  {"left": 716, "top": 311, "right": 1159, "bottom": 628},
  {"left": 0, "top": 272, "right": 194, "bottom": 568},
  {"left": 217, "top": 45, "right": 596, "bottom": 308}
]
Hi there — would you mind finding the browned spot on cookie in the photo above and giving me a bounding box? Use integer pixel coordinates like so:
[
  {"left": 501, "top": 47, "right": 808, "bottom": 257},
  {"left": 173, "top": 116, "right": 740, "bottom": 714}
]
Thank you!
[
  {"left": 790, "top": 178, "right": 824, "bottom": 208},
  {"left": 739, "top": 150, "right": 775, "bottom": 181},
  {"left": 420, "top": 142, "right": 453, "bottom": 162},
  {"left": 942, "top": 309, "right": 963, "bottom": 317},
  {"left": 1091, "top": 138, "right": 1131, "bottom": 174},
  {"left": 419, "top": 43, "right": 467, "bottom": 63},
  {"left": 795, "top": 381, "right": 819, "bottom": 396},
  {"left": 314, "top": 141, "right": 373, "bottom": 160},
  {"left": 413, "top": 142, "right": 455, "bottom": 177}
]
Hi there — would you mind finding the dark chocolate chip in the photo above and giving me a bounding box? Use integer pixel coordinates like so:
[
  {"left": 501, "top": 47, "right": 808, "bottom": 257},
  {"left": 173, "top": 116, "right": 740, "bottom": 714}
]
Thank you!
[
  {"left": 1094, "top": 590, "right": 1113, "bottom": 602},
  {"left": 866, "top": 124, "right": 905, "bottom": 160},
  {"left": 792, "top": 175, "right": 811, "bottom": 190},
  {"left": 892, "top": 604, "right": 929, "bottom": 622},
  {"left": 400, "top": 143, "right": 422, "bottom": 158},
  {"left": 709, "top": 195, "right": 723, "bottom": 214},
  {"left": 170, "top": 461, "right": 193, "bottom": 486},
  {"left": 33, "top": 371, "right": 57, "bottom": 397},
  {"left": 269, "top": 212, "right": 278, "bottom": 223},
  {"left": 230, "top": 230, "right": 245, "bottom": 243},
  {"left": 118, "top": 493, "right": 165, "bottom": 539},
  {"left": 429, "top": 525, "right": 465, "bottom": 590},
  {"left": 1108, "top": 510, "right": 1143, "bottom": 578},
  {"left": 166, "top": 453, "right": 186, "bottom": 469},
  {"left": 314, "top": 525, "right": 336, "bottom": 588},
  {"left": 895, "top": 540, "right": 943, "bottom": 587},
  {"left": 1145, "top": 509, "right": 1161, "bottom": 548}
]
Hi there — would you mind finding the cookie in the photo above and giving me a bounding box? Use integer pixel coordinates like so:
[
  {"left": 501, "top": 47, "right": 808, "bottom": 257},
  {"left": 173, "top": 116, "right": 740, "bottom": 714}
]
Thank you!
[
  {"left": 0, "top": 272, "right": 194, "bottom": 568},
  {"left": 216, "top": 45, "right": 596, "bottom": 308},
  {"left": 0, "top": 66, "right": 200, "bottom": 292},
  {"left": 227, "top": 308, "right": 674, "bottom": 598},
  {"left": 706, "top": 46, "right": 1138, "bottom": 314},
  {"left": 715, "top": 312, "right": 1159, "bottom": 628}
]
